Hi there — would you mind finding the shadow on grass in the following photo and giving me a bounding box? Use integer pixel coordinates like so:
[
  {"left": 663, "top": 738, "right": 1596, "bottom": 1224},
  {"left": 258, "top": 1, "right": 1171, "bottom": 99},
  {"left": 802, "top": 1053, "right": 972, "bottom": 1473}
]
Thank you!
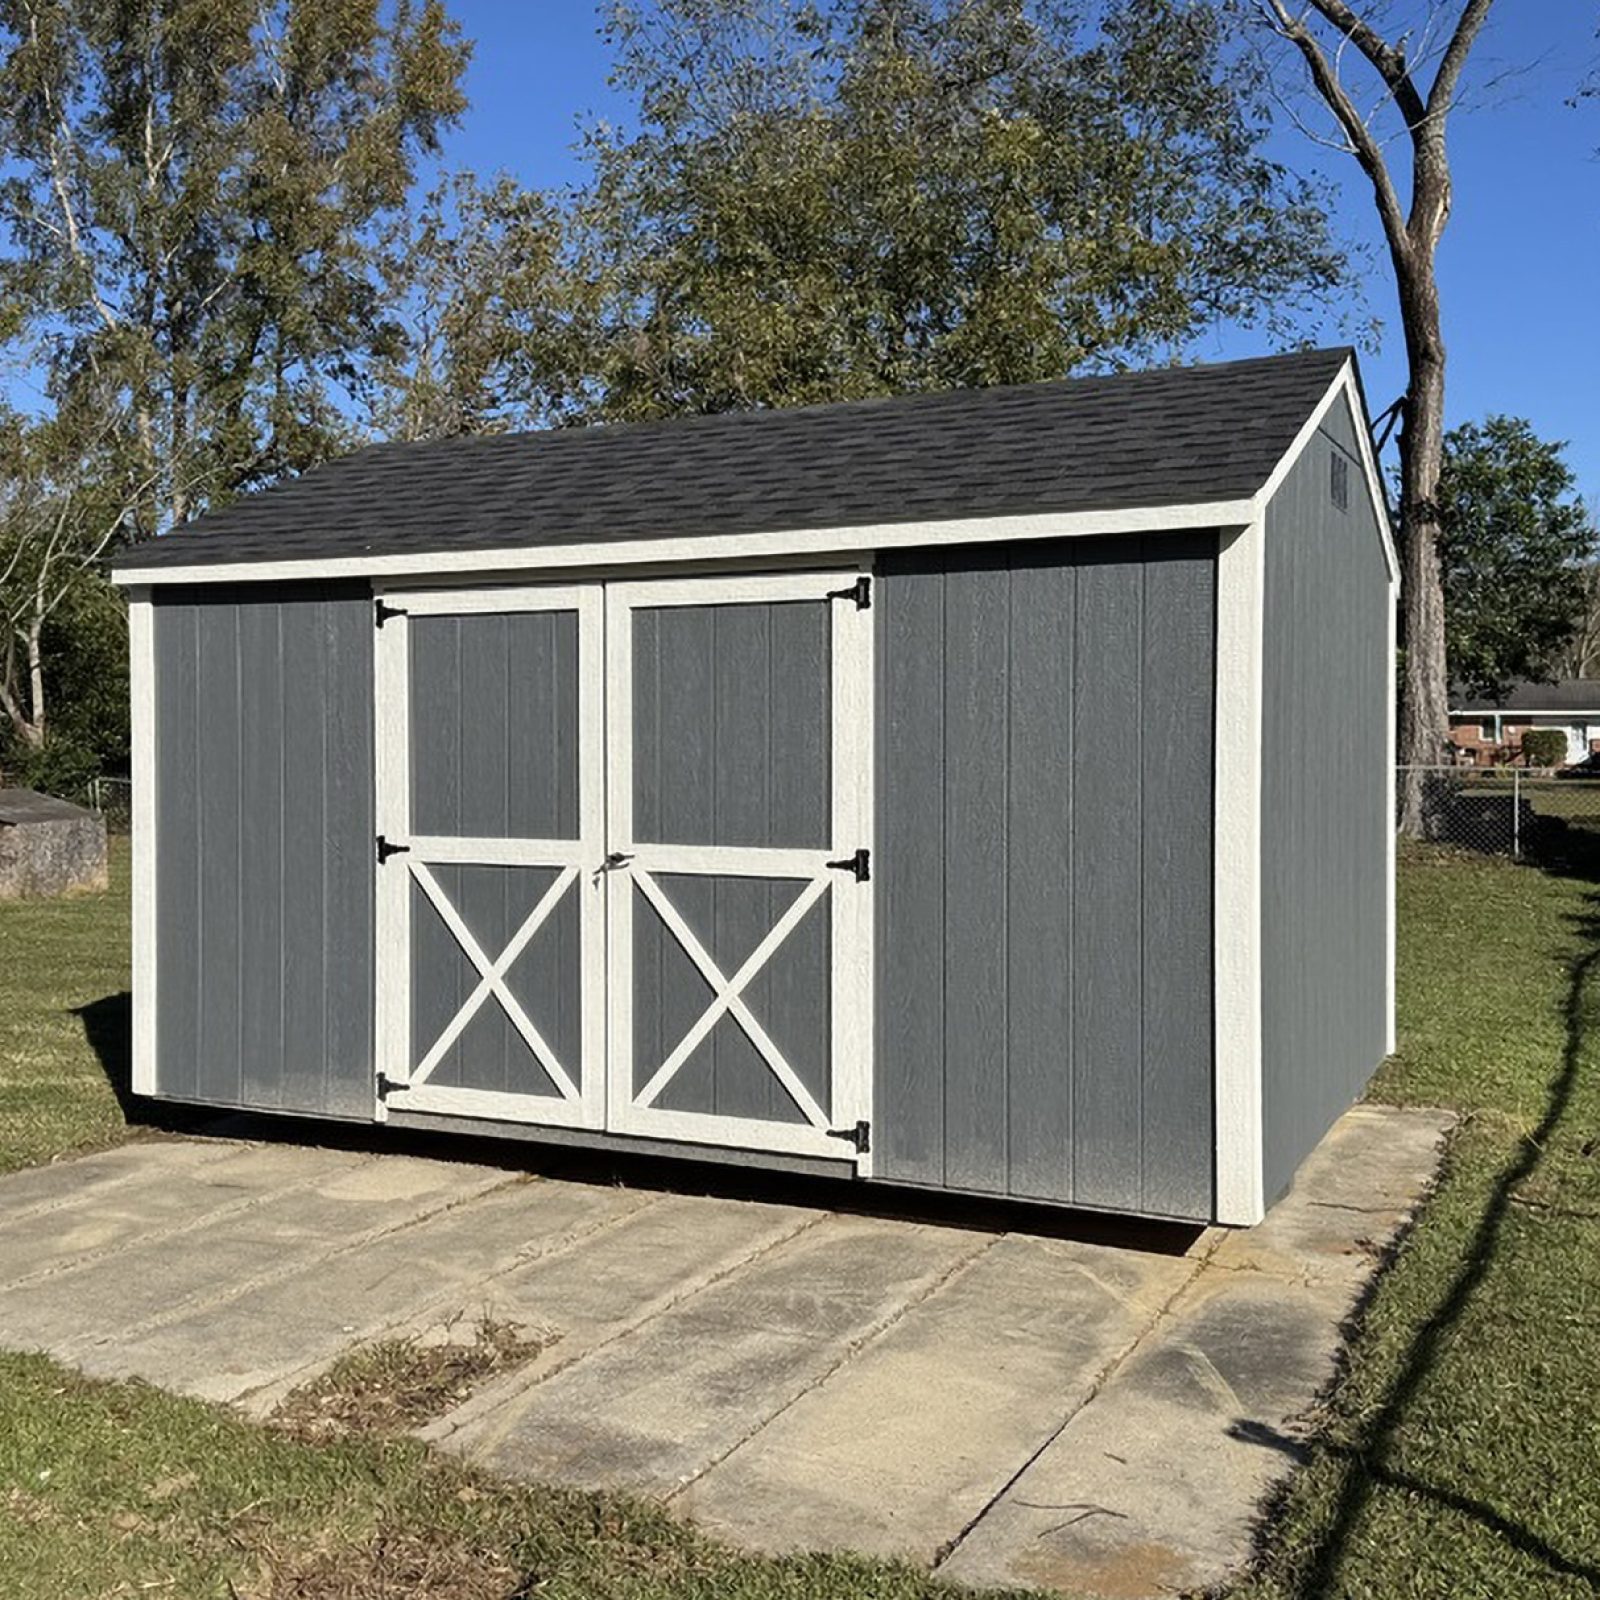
[
  {"left": 1279, "top": 849, "right": 1600, "bottom": 1594},
  {"left": 73, "top": 991, "right": 133, "bottom": 1113},
  {"left": 71, "top": 990, "right": 210, "bottom": 1136}
]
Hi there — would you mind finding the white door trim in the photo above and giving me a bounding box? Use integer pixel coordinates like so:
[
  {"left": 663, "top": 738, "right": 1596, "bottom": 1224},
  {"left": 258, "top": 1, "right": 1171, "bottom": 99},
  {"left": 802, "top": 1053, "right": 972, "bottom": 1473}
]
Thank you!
[
  {"left": 373, "top": 582, "right": 606, "bottom": 1129},
  {"left": 603, "top": 568, "right": 875, "bottom": 1168}
]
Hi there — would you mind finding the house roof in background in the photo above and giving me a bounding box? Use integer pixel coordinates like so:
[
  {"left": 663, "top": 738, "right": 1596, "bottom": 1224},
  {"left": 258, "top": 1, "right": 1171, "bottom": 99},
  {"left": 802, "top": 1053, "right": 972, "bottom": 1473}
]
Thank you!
[
  {"left": 112, "top": 347, "right": 1355, "bottom": 573},
  {"left": 1451, "top": 682, "right": 1600, "bottom": 714}
]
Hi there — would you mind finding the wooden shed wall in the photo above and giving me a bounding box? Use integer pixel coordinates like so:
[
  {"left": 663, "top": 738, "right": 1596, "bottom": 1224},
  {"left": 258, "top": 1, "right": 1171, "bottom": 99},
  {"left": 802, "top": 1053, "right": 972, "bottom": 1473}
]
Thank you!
[
  {"left": 1260, "top": 392, "right": 1391, "bottom": 1203},
  {"left": 873, "top": 534, "right": 1217, "bottom": 1220},
  {"left": 151, "top": 583, "right": 375, "bottom": 1118}
]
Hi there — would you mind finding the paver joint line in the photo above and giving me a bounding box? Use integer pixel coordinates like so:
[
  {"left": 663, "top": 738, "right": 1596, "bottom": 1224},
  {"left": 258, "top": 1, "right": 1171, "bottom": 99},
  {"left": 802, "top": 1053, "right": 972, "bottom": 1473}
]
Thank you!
[
  {"left": 60, "top": 1170, "right": 526, "bottom": 1354},
  {"left": 446, "top": 1206, "right": 837, "bottom": 1459},
  {"left": 930, "top": 1224, "right": 1228, "bottom": 1574},
  {"left": 0, "top": 1138, "right": 250, "bottom": 1229},
  {"left": 662, "top": 1227, "right": 1007, "bottom": 1505},
  {"left": 233, "top": 1186, "right": 671, "bottom": 1413},
  {"left": 0, "top": 1148, "right": 387, "bottom": 1294}
]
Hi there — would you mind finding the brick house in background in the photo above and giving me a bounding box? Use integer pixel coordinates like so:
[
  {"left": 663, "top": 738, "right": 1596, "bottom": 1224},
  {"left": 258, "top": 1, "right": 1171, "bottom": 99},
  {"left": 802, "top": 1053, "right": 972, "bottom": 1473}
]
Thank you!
[{"left": 1449, "top": 680, "right": 1600, "bottom": 767}]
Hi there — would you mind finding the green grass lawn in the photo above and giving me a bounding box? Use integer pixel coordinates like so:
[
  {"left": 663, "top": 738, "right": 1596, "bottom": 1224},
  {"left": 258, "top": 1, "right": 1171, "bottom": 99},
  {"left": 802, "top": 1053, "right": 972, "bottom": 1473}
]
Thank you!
[
  {"left": 0, "top": 839, "right": 133, "bottom": 1176},
  {"left": 2, "top": 841, "right": 1598, "bottom": 1597}
]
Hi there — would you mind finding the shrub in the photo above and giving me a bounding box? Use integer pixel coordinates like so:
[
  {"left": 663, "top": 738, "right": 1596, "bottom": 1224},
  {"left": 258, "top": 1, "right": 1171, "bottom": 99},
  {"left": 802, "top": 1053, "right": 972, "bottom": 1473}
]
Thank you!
[{"left": 1521, "top": 728, "right": 1568, "bottom": 768}]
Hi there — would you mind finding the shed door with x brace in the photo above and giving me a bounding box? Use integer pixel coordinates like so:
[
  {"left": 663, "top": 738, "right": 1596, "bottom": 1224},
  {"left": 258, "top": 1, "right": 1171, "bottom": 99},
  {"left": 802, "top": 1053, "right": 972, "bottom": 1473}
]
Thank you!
[
  {"left": 374, "top": 571, "right": 872, "bottom": 1165},
  {"left": 605, "top": 571, "right": 873, "bottom": 1164},
  {"left": 374, "top": 585, "right": 606, "bottom": 1129}
]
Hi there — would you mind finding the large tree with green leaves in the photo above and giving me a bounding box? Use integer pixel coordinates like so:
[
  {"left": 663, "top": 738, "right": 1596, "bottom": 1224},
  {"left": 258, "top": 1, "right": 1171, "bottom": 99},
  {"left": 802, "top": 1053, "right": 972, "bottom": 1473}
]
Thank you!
[
  {"left": 391, "top": 0, "right": 1350, "bottom": 432},
  {"left": 1439, "top": 416, "right": 1595, "bottom": 703},
  {"left": 0, "top": 0, "right": 471, "bottom": 536}
]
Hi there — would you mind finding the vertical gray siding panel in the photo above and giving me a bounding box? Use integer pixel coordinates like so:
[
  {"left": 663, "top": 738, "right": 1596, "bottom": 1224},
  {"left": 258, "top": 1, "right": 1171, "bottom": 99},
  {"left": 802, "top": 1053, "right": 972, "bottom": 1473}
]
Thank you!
[
  {"left": 1071, "top": 551, "right": 1145, "bottom": 1212},
  {"left": 1261, "top": 394, "right": 1390, "bottom": 1202},
  {"left": 876, "top": 537, "right": 1216, "bottom": 1219},
  {"left": 323, "top": 599, "right": 374, "bottom": 1116},
  {"left": 152, "top": 584, "right": 374, "bottom": 1118},
  {"left": 458, "top": 614, "right": 510, "bottom": 838},
  {"left": 875, "top": 566, "right": 947, "bottom": 1186},
  {"left": 1139, "top": 537, "right": 1216, "bottom": 1217},
  {"left": 712, "top": 606, "right": 775, "bottom": 1121},
  {"left": 942, "top": 559, "right": 1010, "bottom": 1193},
  {"left": 237, "top": 603, "right": 284, "bottom": 1109},
  {"left": 409, "top": 616, "right": 462, "bottom": 836},
  {"left": 279, "top": 601, "right": 329, "bottom": 1112},
  {"left": 763, "top": 602, "right": 832, "bottom": 1122},
  {"left": 194, "top": 603, "right": 242, "bottom": 1106},
  {"left": 1006, "top": 558, "right": 1076, "bottom": 1203},
  {"left": 154, "top": 605, "right": 201, "bottom": 1102}
]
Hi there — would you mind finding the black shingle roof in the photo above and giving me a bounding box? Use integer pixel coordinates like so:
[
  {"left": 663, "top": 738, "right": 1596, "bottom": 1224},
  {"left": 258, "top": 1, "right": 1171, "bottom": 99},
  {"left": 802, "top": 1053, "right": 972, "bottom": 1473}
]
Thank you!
[
  {"left": 115, "top": 347, "right": 1353, "bottom": 570},
  {"left": 1451, "top": 681, "right": 1600, "bottom": 714}
]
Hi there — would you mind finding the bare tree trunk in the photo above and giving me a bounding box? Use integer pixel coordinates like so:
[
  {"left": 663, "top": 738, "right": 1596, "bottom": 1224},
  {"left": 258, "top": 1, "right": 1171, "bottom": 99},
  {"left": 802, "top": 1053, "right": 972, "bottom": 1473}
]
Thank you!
[
  {"left": 1259, "top": 0, "right": 1493, "bottom": 837},
  {"left": 0, "top": 659, "right": 41, "bottom": 749},
  {"left": 24, "top": 616, "right": 46, "bottom": 747},
  {"left": 1396, "top": 281, "right": 1451, "bottom": 831}
]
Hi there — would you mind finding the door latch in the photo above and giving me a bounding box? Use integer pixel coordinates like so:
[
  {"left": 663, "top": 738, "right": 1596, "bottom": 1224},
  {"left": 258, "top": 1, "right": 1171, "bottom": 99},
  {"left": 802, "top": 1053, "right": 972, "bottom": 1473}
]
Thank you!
[
  {"left": 598, "top": 851, "right": 635, "bottom": 872},
  {"left": 826, "top": 847, "right": 870, "bottom": 882},
  {"left": 376, "top": 835, "right": 411, "bottom": 864},
  {"left": 827, "top": 1120, "right": 871, "bottom": 1154}
]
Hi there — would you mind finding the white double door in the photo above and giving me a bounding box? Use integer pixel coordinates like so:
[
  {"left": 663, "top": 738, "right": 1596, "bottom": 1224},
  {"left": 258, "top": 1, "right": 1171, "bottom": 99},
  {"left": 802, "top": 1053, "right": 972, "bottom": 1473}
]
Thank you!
[{"left": 374, "top": 570, "right": 873, "bottom": 1165}]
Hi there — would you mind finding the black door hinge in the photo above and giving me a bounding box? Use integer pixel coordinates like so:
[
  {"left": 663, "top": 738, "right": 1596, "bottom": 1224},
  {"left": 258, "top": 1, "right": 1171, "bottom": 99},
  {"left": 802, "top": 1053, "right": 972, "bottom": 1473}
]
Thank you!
[
  {"left": 376, "top": 834, "right": 411, "bottom": 864},
  {"left": 375, "top": 598, "right": 408, "bottom": 628},
  {"left": 827, "top": 1120, "right": 871, "bottom": 1154},
  {"left": 376, "top": 1072, "right": 410, "bottom": 1100},
  {"left": 826, "top": 575, "right": 871, "bottom": 610},
  {"left": 826, "top": 847, "right": 870, "bottom": 882}
]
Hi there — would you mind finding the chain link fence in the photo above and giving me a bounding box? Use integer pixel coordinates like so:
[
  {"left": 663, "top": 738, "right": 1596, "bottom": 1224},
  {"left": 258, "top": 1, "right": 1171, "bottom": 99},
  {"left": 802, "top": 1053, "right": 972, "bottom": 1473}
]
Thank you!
[
  {"left": 1398, "top": 765, "right": 1600, "bottom": 864},
  {"left": 86, "top": 775, "right": 132, "bottom": 834}
]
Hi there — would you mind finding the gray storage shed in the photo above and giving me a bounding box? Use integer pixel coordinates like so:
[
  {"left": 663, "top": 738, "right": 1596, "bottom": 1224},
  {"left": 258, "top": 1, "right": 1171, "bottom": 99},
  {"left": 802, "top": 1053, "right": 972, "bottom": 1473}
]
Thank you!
[{"left": 113, "top": 348, "right": 1395, "bottom": 1225}]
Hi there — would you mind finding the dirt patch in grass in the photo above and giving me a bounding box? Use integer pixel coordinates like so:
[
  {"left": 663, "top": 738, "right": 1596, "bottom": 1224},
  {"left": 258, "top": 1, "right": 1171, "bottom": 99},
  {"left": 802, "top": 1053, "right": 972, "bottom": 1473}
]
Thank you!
[
  {"left": 231, "top": 1521, "right": 523, "bottom": 1600},
  {"left": 270, "top": 1317, "right": 551, "bottom": 1443}
]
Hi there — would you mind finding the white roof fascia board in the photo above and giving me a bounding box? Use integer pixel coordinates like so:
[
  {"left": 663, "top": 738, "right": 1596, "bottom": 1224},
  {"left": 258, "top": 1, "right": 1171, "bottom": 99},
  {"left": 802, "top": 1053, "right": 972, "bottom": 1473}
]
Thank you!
[{"left": 110, "top": 499, "right": 1256, "bottom": 587}]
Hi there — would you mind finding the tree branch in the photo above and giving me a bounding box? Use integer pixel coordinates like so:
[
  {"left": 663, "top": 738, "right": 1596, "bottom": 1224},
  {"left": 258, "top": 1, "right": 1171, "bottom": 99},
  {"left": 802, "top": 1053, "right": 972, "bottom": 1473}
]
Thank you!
[
  {"left": 1301, "top": 0, "right": 1427, "bottom": 125},
  {"left": 1428, "top": 0, "right": 1496, "bottom": 118},
  {"left": 1257, "top": 0, "right": 1411, "bottom": 261}
]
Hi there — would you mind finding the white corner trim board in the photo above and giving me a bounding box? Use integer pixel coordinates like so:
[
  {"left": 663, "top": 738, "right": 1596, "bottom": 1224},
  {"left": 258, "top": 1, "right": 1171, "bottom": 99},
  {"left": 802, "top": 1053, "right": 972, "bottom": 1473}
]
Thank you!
[
  {"left": 110, "top": 500, "right": 1259, "bottom": 587},
  {"left": 127, "top": 588, "right": 158, "bottom": 1097},
  {"left": 1212, "top": 519, "right": 1266, "bottom": 1225}
]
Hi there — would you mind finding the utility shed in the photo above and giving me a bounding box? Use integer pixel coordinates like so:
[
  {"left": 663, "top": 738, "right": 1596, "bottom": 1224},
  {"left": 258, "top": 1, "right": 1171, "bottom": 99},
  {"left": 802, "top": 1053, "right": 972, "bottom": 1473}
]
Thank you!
[{"left": 113, "top": 348, "right": 1396, "bottom": 1225}]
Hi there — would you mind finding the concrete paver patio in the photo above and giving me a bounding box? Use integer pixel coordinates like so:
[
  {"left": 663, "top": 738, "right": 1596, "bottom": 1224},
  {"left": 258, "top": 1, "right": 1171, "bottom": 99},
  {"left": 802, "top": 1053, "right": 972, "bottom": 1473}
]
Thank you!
[{"left": 0, "top": 1104, "right": 1451, "bottom": 1597}]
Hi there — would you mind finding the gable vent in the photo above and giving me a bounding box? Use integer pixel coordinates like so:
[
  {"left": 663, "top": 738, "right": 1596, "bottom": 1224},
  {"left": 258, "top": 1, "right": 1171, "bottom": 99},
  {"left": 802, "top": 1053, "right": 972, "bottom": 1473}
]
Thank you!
[{"left": 1330, "top": 450, "right": 1351, "bottom": 513}]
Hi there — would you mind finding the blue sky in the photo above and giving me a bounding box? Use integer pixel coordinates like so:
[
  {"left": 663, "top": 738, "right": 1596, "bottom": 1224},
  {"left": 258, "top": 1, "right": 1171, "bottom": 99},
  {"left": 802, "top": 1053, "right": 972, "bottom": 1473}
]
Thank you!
[{"left": 439, "top": 0, "right": 1600, "bottom": 497}]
